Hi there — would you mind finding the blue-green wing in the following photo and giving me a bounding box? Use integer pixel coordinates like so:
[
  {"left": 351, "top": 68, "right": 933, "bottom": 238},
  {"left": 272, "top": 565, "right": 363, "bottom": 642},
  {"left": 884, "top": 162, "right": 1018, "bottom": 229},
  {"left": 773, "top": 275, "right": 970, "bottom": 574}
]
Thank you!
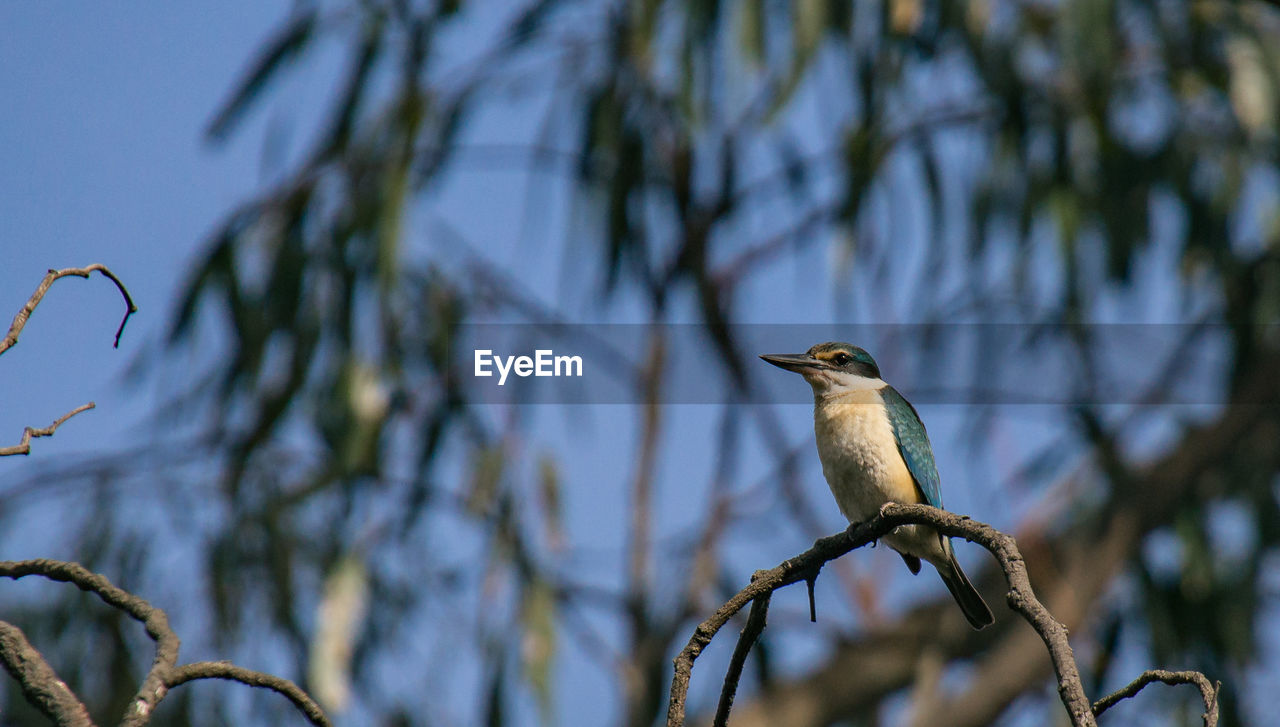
[{"left": 881, "top": 386, "right": 943, "bottom": 508}]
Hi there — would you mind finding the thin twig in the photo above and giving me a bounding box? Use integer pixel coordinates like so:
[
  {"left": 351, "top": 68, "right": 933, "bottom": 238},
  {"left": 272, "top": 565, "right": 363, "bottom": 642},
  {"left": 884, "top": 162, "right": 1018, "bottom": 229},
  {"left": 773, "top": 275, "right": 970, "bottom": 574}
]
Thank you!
[
  {"left": 1092, "top": 669, "right": 1219, "bottom": 726},
  {"left": 0, "top": 621, "right": 95, "bottom": 727},
  {"left": 1, "top": 264, "right": 138, "bottom": 356},
  {"left": 665, "top": 503, "right": 1217, "bottom": 727},
  {"left": 168, "top": 661, "right": 332, "bottom": 727},
  {"left": 712, "top": 587, "right": 772, "bottom": 727},
  {"left": 0, "top": 265, "right": 136, "bottom": 457},
  {"left": 0, "top": 559, "right": 331, "bottom": 727},
  {"left": 0, "top": 402, "right": 95, "bottom": 457}
]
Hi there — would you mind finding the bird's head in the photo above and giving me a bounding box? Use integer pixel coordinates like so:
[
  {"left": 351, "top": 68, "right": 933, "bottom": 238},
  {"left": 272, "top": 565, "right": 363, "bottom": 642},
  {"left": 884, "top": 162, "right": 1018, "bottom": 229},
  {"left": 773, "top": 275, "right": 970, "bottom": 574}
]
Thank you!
[{"left": 760, "top": 342, "right": 884, "bottom": 397}]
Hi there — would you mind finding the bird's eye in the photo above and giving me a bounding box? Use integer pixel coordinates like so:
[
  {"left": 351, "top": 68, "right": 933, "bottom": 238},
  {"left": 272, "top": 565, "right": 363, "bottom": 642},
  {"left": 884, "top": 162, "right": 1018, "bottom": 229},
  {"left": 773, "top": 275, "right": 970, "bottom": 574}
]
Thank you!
[{"left": 833, "top": 353, "right": 852, "bottom": 366}]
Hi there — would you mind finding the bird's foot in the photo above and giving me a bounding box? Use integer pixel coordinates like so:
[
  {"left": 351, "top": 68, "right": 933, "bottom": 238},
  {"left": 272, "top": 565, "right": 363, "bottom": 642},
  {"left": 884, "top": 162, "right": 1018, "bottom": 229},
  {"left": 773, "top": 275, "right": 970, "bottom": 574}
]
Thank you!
[{"left": 844, "top": 521, "right": 879, "bottom": 548}]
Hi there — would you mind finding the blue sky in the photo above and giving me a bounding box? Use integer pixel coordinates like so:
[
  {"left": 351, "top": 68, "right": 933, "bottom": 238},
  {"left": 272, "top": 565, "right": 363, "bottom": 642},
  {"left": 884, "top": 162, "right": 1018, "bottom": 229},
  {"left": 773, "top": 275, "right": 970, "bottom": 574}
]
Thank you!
[
  {"left": 0, "top": 5, "right": 292, "bottom": 466},
  {"left": 0, "top": 7, "right": 1013, "bottom": 721},
  {"left": 2, "top": 4, "right": 1270, "bottom": 726}
]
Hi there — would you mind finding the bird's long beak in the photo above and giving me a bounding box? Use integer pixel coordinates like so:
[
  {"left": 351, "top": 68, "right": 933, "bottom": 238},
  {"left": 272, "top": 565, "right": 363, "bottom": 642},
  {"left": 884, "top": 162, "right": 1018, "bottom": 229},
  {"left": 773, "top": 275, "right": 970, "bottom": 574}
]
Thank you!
[{"left": 759, "top": 353, "right": 821, "bottom": 373}]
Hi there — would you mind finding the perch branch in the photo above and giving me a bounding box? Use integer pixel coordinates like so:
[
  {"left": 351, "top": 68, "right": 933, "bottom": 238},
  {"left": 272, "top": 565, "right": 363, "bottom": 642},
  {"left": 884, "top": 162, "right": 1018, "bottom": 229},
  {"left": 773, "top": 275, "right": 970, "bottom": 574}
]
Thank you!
[
  {"left": 665, "top": 509, "right": 901, "bottom": 727},
  {"left": 1, "top": 264, "right": 137, "bottom": 356},
  {"left": 1092, "top": 669, "right": 1219, "bottom": 726},
  {"left": 0, "top": 559, "right": 331, "bottom": 727},
  {"left": 0, "top": 402, "right": 95, "bottom": 457},
  {"left": 665, "top": 503, "right": 1217, "bottom": 727}
]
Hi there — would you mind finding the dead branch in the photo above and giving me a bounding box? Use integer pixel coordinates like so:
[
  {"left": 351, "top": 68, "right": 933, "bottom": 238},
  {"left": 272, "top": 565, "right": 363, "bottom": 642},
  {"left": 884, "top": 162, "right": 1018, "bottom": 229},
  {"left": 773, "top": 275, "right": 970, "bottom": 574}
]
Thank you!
[
  {"left": 2, "top": 264, "right": 137, "bottom": 356},
  {"left": 0, "top": 402, "right": 96, "bottom": 457},
  {"left": 1, "top": 264, "right": 137, "bottom": 457},
  {"left": 712, "top": 588, "right": 771, "bottom": 727},
  {"left": 167, "top": 661, "right": 329, "bottom": 726},
  {"left": 0, "top": 559, "right": 331, "bottom": 727},
  {"left": 1092, "top": 669, "right": 1220, "bottom": 726},
  {"left": 723, "top": 357, "right": 1280, "bottom": 727},
  {"left": 0, "top": 620, "right": 94, "bottom": 727},
  {"left": 665, "top": 503, "right": 1218, "bottom": 727}
]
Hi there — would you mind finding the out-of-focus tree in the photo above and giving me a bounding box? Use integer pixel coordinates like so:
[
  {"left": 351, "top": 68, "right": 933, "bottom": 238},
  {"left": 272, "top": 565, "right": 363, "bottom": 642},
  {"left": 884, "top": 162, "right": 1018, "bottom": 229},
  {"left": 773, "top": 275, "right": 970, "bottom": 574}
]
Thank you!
[{"left": 5, "top": 1, "right": 1280, "bottom": 725}]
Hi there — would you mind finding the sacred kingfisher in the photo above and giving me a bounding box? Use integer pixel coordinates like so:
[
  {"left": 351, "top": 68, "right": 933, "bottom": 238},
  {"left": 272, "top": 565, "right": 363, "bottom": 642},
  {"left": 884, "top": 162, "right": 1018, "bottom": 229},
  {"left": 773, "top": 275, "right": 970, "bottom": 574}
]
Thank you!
[{"left": 761, "top": 342, "right": 993, "bottom": 629}]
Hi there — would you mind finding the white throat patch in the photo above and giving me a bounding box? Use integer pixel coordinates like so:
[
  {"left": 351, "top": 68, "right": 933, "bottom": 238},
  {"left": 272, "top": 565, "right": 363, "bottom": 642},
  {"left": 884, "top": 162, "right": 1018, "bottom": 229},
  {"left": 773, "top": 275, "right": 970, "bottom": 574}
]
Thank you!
[{"left": 803, "top": 369, "right": 886, "bottom": 398}]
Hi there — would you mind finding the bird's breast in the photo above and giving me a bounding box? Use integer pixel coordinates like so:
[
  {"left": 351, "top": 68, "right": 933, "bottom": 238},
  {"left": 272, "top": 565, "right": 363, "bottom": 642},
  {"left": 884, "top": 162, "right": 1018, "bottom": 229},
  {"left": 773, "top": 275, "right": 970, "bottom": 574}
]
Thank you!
[{"left": 813, "top": 390, "right": 921, "bottom": 522}]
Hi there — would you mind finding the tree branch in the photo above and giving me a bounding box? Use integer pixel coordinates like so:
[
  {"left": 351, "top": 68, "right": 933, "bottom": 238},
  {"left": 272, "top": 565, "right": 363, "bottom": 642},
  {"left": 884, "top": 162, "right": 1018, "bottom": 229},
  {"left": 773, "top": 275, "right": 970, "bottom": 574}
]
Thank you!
[
  {"left": 0, "top": 559, "right": 180, "bottom": 725},
  {"left": 712, "top": 587, "right": 771, "bottom": 727},
  {"left": 1, "top": 264, "right": 138, "bottom": 356},
  {"left": 665, "top": 503, "right": 1218, "bottom": 727},
  {"left": 0, "top": 620, "right": 95, "bottom": 727},
  {"left": 168, "top": 661, "right": 331, "bottom": 727},
  {"left": 724, "top": 360, "right": 1280, "bottom": 727},
  {"left": 1092, "top": 669, "right": 1220, "bottom": 726},
  {"left": 0, "top": 559, "right": 331, "bottom": 727},
  {"left": 0, "top": 402, "right": 95, "bottom": 457},
  {"left": 0, "top": 264, "right": 137, "bottom": 457}
]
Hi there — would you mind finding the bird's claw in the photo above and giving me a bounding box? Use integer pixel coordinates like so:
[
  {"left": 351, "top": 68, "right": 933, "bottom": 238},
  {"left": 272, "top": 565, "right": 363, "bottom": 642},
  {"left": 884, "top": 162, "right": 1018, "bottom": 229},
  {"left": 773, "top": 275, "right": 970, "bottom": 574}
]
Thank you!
[{"left": 845, "top": 521, "right": 879, "bottom": 547}]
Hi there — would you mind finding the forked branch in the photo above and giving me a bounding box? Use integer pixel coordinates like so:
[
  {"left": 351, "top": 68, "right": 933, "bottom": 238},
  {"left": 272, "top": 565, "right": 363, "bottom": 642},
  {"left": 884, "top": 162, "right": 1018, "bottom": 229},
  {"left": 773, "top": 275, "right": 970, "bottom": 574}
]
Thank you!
[
  {"left": 1, "top": 268, "right": 325, "bottom": 723},
  {"left": 0, "top": 560, "right": 331, "bottom": 727},
  {"left": 665, "top": 503, "right": 1218, "bottom": 727}
]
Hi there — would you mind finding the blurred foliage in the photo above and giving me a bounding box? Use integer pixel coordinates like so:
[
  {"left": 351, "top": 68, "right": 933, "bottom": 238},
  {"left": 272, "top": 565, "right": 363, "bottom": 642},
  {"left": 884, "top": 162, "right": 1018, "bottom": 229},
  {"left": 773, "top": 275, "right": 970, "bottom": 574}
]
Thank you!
[{"left": 7, "top": 1, "right": 1280, "bottom": 726}]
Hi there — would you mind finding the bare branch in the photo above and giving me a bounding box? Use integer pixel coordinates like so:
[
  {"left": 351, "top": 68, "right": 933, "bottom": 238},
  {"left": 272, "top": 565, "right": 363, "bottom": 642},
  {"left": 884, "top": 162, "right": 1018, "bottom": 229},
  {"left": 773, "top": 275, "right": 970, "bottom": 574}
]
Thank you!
[
  {"left": 665, "top": 503, "right": 1218, "bottom": 727},
  {"left": 168, "top": 661, "right": 332, "bottom": 727},
  {"left": 0, "top": 265, "right": 136, "bottom": 456},
  {"left": 666, "top": 509, "right": 897, "bottom": 727},
  {"left": 0, "top": 402, "right": 95, "bottom": 457},
  {"left": 712, "top": 588, "right": 771, "bottom": 727},
  {"left": 1092, "top": 669, "right": 1220, "bottom": 726},
  {"left": 0, "top": 559, "right": 179, "bottom": 725},
  {"left": 724, "top": 357, "right": 1280, "bottom": 727},
  {"left": 1, "top": 264, "right": 138, "bottom": 356},
  {"left": 0, "top": 559, "right": 331, "bottom": 727},
  {"left": 0, "top": 621, "right": 95, "bottom": 727}
]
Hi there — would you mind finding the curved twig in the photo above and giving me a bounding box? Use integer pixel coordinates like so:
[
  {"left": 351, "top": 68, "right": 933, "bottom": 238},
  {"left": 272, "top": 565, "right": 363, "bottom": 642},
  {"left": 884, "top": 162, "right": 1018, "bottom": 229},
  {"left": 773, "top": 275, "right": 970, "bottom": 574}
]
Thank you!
[
  {"left": 2, "top": 264, "right": 138, "bottom": 356},
  {"left": 168, "top": 661, "right": 331, "bottom": 727},
  {"left": 1, "top": 264, "right": 137, "bottom": 457},
  {"left": 665, "top": 503, "right": 1218, "bottom": 727},
  {"left": 1092, "top": 669, "right": 1219, "bottom": 726},
  {"left": 0, "top": 559, "right": 331, "bottom": 727}
]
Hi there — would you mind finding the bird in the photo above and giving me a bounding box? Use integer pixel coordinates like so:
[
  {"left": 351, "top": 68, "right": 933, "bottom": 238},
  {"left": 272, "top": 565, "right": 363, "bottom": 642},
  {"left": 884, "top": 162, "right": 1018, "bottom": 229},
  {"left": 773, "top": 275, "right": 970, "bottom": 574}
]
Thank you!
[{"left": 760, "top": 341, "right": 993, "bottom": 629}]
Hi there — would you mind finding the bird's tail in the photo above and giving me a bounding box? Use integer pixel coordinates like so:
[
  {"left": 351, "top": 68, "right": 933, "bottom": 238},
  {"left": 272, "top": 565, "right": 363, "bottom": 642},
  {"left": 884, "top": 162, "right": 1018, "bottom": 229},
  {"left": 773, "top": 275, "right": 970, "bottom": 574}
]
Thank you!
[{"left": 938, "top": 548, "right": 993, "bottom": 630}]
